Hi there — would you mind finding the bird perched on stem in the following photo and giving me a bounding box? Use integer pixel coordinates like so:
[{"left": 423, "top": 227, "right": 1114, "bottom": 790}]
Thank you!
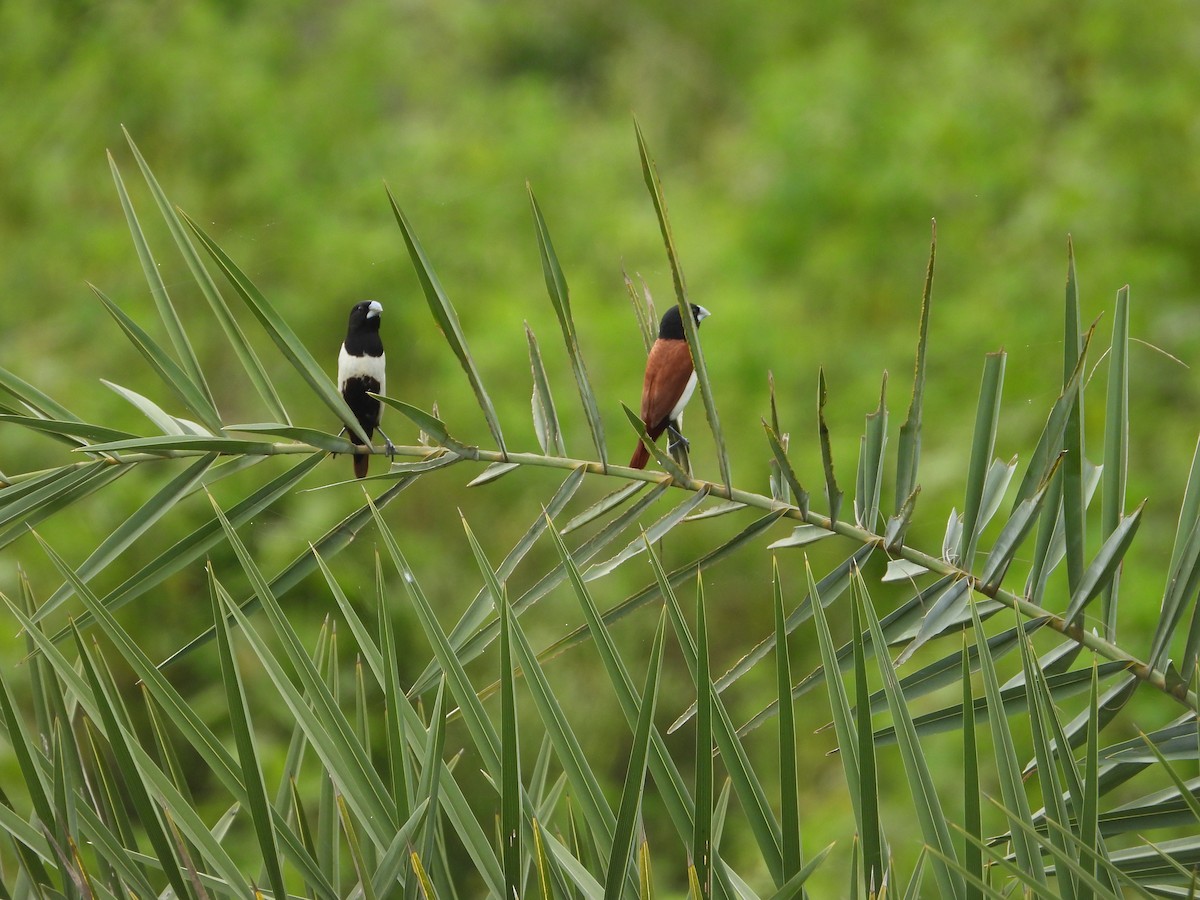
[
  {"left": 629, "top": 303, "right": 711, "bottom": 469},
  {"left": 338, "top": 300, "right": 394, "bottom": 478}
]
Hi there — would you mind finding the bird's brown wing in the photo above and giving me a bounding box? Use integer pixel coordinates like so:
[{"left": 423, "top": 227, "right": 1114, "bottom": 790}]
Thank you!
[{"left": 640, "top": 339, "right": 695, "bottom": 438}]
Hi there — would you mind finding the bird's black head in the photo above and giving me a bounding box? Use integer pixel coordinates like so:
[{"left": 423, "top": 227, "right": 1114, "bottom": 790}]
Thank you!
[
  {"left": 658, "top": 304, "right": 711, "bottom": 340},
  {"left": 346, "top": 300, "right": 383, "bottom": 336}
]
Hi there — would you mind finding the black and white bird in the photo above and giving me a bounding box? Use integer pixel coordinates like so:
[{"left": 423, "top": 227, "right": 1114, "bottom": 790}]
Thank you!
[
  {"left": 629, "top": 303, "right": 711, "bottom": 469},
  {"left": 338, "top": 300, "right": 393, "bottom": 478}
]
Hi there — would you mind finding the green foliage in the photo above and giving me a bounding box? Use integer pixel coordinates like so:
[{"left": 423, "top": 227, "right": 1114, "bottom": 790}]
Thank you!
[{"left": 0, "top": 126, "right": 1199, "bottom": 897}]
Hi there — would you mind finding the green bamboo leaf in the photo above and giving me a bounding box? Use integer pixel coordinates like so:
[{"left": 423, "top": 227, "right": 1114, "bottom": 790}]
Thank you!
[
  {"left": 638, "top": 839, "right": 655, "bottom": 900},
  {"left": 79, "top": 434, "right": 279, "bottom": 455},
  {"left": 38, "top": 451, "right": 324, "bottom": 636},
  {"left": 528, "top": 187, "right": 605, "bottom": 464},
  {"left": 1099, "top": 286, "right": 1130, "bottom": 639},
  {"left": 884, "top": 485, "right": 921, "bottom": 553},
  {"left": 0, "top": 364, "right": 82, "bottom": 423},
  {"left": 467, "top": 461, "right": 520, "bottom": 487},
  {"left": 208, "top": 567, "right": 287, "bottom": 900},
  {"left": 108, "top": 151, "right": 214, "bottom": 406},
  {"left": 694, "top": 576, "right": 714, "bottom": 899},
  {"left": 499, "top": 589, "right": 522, "bottom": 900},
  {"left": 0, "top": 415, "right": 136, "bottom": 446},
  {"left": 369, "top": 800, "right": 431, "bottom": 897},
  {"left": 1017, "top": 613, "right": 1079, "bottom": 900},
  {"left": 895, "top": 220, "right": 936, "bottom": 513},
  {"left": 38, "top": 454, "right": 216, "bottom": 620},
  {"left": 386, "top": 186, "right": 506, "bottom": 454},
  {"left": 768, "top": 524, "right": 835, "bottom": 550},
  {"left": 1163, "top": 435, "right": 1200, "bottom": 675},
  {"left": 123, "top": 129, "right": 290, "bottom": 423},
  {"left": 980, "top": 477, "right": 1055, "bottom": 591},
  {"left": 1012, "top": 329, "right": 1094, "bottom": 512},
  {"left": 635, "top": 121, "right": 732, "bottom": 490},
  {"left": 604, "top": 611, "right": 666, "bottom": 900},
  {"left": 526, "top": 323, "right": 566, "bottom": 457},
  {"left": 807, "top": 556, "right": 867, "bottom": 858},
  {"left": 373, "top": 396, "right": 471, "bottom": 454},
  {"left": 773, "top": 562, "right": 801, "bottom": 884},
  {"left": 1064, "top": 502, "right": 1145, "bottom": 625},
  {"left": 969, "top": 591, "right": 1046, "bottom": 886},
  {"left": 1061, "top": 238, "right": 1087, "bottom": 600},
  {"left": 856, "top": 570, "right": 963, "bottom": 898},
  {"left": 763, "top": 420, "right": 809, "bottom": 516},
  {"left": 505, "top": 585, "right": 617, "bottom": 857},
  {"left": 685, "top": 500, "right": 747, "bottom": 522},
  {"left": 623, "top": 403, "right": 691, "bottom": 483},
  {"left": 764, "top": 842, "right": 835, "bottom": 900},
  {"left": 230, "top": 423, "right": 358, "bottom": 453},
  {"left": 959, "top": 352, "right": 1006, "bottom": 568},
  {"left": 338, "top": 794, "right": 379, "bottom": 900},
  {"left": 623, "top": 267, "right": 657, "bottom": 355},
  {"left": 89, "top": 284, "right": 222, "bottom": 432},
  {"left": 102, "top": 378, "right": 189, "bottom": 435},
  {"left": 961, "top": 640, "right": 982, "bottom": 900},
  {"left": 851, "top": 585, "right": 886, "bottom": 894},
  {"left": 856, "top": 374, "right": 888, "bottom": 532},
  {"left": 584, "top": 488, "right": 711, "bottom": 582},
  {"left": 416, "top": 678, "right": 448, "bottom": 896},
  {"left": 180, "top": 209, "right": 373, "bottom": 444},
  {"left": 562, "top": 480, "right": 646, "bottom": 534},
  {"left": 818, "top": 368, "right": 844, "bottom": 524}
]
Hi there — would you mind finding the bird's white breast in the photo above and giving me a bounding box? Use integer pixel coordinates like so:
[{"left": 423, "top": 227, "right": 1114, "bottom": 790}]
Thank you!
[
  {"left": 671, "top": 371, "right": 698, "bottom": 421},
  {"left": 338, "top": 344, "right": 387, "bottom": 395}
]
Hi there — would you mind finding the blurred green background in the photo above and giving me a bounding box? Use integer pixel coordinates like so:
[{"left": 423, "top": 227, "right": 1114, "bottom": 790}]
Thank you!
[{"left": 3, "top": 0, "right": 1200, "bottom": 892}]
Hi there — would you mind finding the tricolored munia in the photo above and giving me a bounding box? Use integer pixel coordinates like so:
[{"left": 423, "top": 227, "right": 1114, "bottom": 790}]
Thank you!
[
  {"left": 338, "top": 300, "right": 394, "bottom": 478},
  {"left": 629, "top": 303, "right": 711, "bottom": 469}
]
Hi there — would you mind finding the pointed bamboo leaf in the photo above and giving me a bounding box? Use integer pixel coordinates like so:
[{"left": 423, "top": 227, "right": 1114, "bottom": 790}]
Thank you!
[
  {"left": 1061, "top": 238, "right": 1087, "bottom": 600},
  {"left": 624, "top": 267, "right": 656, "bottom": 355},
  {"left": 209, "top": 567, "right": 287, "bottom": 900},
  {"left": 857, "top": 570, "right": 963, "bottom": 898},
  {"left": 694, "top": 577, "right": 715, "bottom": 898},
  {"left": 585, "top": 488, "right": 711, "bottom": 581},
  {"left": 895, "top": 220, "right": 935, "bottom": 512},
  {"left": 1099, "top": 286, "right": 1130, "bottom": 638},
  {"left": 818, "top": 368, "right": 843, "bottom": 523},
  {"left": 776, "top": 565, "right": 800, "bottom": 883},
  {"left": 969, "top": 592, "right": 1046, "bottom": 886},
  {"left": 123, "top": 129, "right": 289, "bottom": 423},
  {"left": 0, "top": 415, "right": 135, "bottom": 446},
  {"left": 768, "top": 524, "right": 834, "bottom": 550},
  {"left": 0, "top": 364, "right": 82, "bottom": 423},
  {"left": 89, "top": 284, "right": 221, "bottom": 432},
  {"left": 386, "top": 187, "right": 506, "bottom": 453},
  {"left": 1064, "top": 502, "right": 1145, "bottom": 625},
  {"left": 635, "top": 121, "right": 731, "bottom": 490},
  {"left": 526, "top": 323, "right": 566, "bottom": 457},
  {"left": 623, "top": 403, "right": 691, "bottom": 483},
  {"left": 528, "top": 187, "right": 604, "bottom": 464},
  {"left": 604, "top": 611, "right": 666, "bottom": 900},
  {"left": 959, "top": 352, "right": 1005, "bottom": 567},
  {"left": 855, "top": 374, "right": 888, "bottom": 532},
  {"left": 763, "top": 421, "right": 809, "bottom": 516}
]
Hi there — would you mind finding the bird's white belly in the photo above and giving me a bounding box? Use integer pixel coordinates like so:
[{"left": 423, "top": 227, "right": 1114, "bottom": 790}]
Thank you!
[
  {"left": 337, "top": 345, "right": 387, "bottom": 395},
  {"left": 670, "top": 371, "right": 698, "bottom": 421}
]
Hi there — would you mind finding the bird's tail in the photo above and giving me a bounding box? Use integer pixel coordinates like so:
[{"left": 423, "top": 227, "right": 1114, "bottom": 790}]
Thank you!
[
  {"left": 629, "top": 441, "right": 650, "bottom": 470},
  {"left": 353, "top": 452, "right": 370, "bottom": 479}
]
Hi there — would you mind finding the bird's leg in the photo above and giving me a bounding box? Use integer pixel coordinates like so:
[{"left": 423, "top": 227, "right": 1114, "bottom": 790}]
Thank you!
[
  {"left": 376, "top": 427, "right": 397, "bottom": 460},
  {"left": 666, "top": 421, "right": 689, "bottom": 454}
]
